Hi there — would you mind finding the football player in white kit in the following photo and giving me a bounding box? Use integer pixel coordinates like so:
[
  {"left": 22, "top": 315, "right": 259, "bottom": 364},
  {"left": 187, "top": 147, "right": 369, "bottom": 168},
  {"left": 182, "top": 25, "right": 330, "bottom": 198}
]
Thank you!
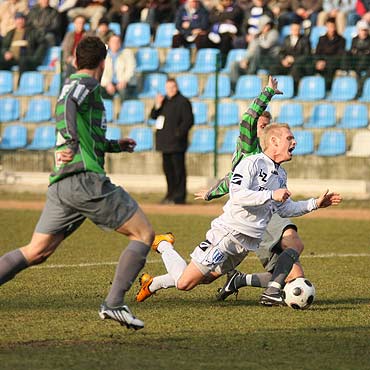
[{"left": 136, "top": 124, "right": 342, "bottom": 304}]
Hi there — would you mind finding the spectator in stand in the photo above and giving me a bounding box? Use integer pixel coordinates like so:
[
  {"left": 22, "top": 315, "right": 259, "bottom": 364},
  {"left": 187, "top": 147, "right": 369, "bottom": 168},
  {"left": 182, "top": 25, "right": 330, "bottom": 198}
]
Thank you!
[
  {"left": 67, "top": 0, "right": 108, "bottom": 31},
  {"left": 356, "top": 0, "right": 370, "bottom": 24},
  {"left": 0, "top": 0, "right": 29, "bottom": 38},
  {"left": 0, "top": 12, "right": 47, "bottom": 78},
  {"left": 269, "top": 21, "right": 311, "bottom": 92},
  {"left": 268, "top": 0, "right": 293, "bottom": 30},
  {"left": 101, "top": 34, "right": 137, "bottom": 100},
  {"left": 291, "top": 0, "right": 323, "bottom": 30},
  {"left": 93, "top": 17, "right": 115, "bottom": 43},
  {"left": 172, "top": 0, "right": 210, "bottom": 49},
  {"left": 27, "top": 0, "right": 61, "bottom": 46},
  {"left": 142, "top": 0, "right": 177, "bottom": 34}
]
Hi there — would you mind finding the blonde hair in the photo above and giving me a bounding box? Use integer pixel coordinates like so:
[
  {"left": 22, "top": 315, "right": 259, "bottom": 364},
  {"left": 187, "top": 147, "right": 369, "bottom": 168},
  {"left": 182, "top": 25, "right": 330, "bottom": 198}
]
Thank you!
[{"left": 259, "top": 123, "right": 291, "bottom": 151}]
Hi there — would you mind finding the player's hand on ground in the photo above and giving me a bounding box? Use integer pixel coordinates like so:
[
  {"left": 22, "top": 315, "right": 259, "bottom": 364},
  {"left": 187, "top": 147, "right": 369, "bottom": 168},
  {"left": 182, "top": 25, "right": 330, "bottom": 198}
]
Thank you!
[
  {"left": 315, "top": 190, "right": 342, "bottom": 208},
  {"left": 268, "top": 75, "right": 283, "bottom": 95},
  {"left": 119, "top": 138, "right": 136, "bottom": 152},
  {"left": 194, "top": 189, "right": 208, "bottom": 200},
  {"left": 273, "top": 188, "right": 291, "bottom": 202}
]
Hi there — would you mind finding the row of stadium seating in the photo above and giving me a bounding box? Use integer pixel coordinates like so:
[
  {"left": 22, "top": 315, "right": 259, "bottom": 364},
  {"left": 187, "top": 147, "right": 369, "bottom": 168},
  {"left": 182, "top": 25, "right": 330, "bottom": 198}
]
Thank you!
[{"left": 1, "top": 123, "right": 369, "bottom": 157}]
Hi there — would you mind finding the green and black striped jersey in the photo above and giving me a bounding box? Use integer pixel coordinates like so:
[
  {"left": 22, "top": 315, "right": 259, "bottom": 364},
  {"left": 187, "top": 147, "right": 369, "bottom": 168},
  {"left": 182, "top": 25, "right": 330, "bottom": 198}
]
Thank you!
[
  {"left": 205, "top": 86, "right": 275, "bottom": 200},
  {"left": 50, "top": 73, "right": 121, "bottom": 185}
]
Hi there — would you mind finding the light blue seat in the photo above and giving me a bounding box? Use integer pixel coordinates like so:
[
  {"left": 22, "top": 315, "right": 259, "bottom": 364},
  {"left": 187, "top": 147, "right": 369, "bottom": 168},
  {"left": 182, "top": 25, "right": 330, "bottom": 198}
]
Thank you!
[
  {"left": 176, "top": 73, "right": 199, "bottom": 98},
  {"left": 0, "top": 124, "right": 27, "bottom": 150},
  {"left": 211, "top": 102, "right": 239, "bottom": 127},
  {"left": 273, "top": 75, "right": 294, "bottom": 100},
  {"left": 231, "top": 75, "right": 262, "bottom": 100},
  {"left": 343, "top": 25, "right": 357, "bottom": 50},
  {"left": 292, "top": 130, "right": 314, "bottom": 155},
  {"left": 136, "top": 47, "right": 159, "bottom": 72},
  {"left": 14, "top": 71, "right": 44, "bottom": 96},
  {"left": 37, "top": 46, "right": 61, "bottom": 72},
  {"left": 315, "top": 130, "right": 346, "bottom": 156},
  {"left": 337, "top": 104, "right": 368, "bottom": 129},
  {"left": 220, "top": 49, "right": 245, "bottom": 73},
  {"left": 152, "top": 22, "right": 175, "bottom": 48},
  {"left": 128, "top": 127, "right": 153, "bottom": 151},
  {"left": 277, "top": 103, "right": 304, "bottom": 127},
  {"left": 190, "top": 48, "right": 220, "bottom": 74},
  {"left": 188, "top": 128, "right": 215, "bottom": 153},
  {"left": 27, "top": 125, "right": 55, "bottom": 150},
  {"left": 161, "top": 48, "right": 191, "bottom": 73},
  {"left": 219, "top": 129, "right": 239, "bottom": 154},
  {"left": 116, "top": 99, "right": 145, "bottom": 125},
  {"left": 0, "top": 71, "right": 13, "bottom": 95},
  {"left": 200, "top": 74, "right": 231, "bottom": 99},
  {"left": 44, "top": 73, "right": 61, "bottom": 97},
  {"left": 305, "top": 103, "right": 336, "bottom": 128},
  {"left": 103, "top": 99, "right": 114, "bottom": 123},
  {"left": 192, "top": 101, "right": 208, "bottom": 125},
  {"left": 326, "top": 76, "right": 358, "bottom": 101},
  {"left": 22, "top": 98, "right": 52, "bottom": 123},
  {"left": 359, "top": 78, "right": 370, "bottom": 102},
  {"left": 105, "top": 126, "right": 121, "bottom": 140},
  {"left": 0, "top": 97, "right": 20, "bottom": 122},
  {"left": 295, "top": 75, "right": 326, "bottom": 101},
  {"left": 67, "top": 22, "right": 90, "bottom": 32},
  {"left": 138, "top": 73, "right": 167, "bottom": 98},
  {"left": 109, "top": 22, "right": 121, "bottom": 36},
  {"left": 279, "top": 24, "right": 293, "bottom": 44},
  {"left": 310, "top": 26, "right": 326, "bottom": 50},
  {"left": 123, "top": 22, "right": 151, "bottom": 48}
]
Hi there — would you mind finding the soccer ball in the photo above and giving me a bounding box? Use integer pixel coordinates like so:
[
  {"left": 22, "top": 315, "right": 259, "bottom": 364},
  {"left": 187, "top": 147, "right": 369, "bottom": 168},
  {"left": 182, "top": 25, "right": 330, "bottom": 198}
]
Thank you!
[{"left": 283, "top": 278, "right": 315, "bottom": 310}]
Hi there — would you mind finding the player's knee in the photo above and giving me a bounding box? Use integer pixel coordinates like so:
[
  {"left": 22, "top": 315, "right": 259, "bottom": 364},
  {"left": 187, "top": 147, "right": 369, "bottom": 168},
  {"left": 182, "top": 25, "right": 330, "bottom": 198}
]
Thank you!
[
  {"left": 281, "top": 229, "right": 304, "bottom": 255},
  {"left": 176, "top": 278, "right": 193, "bottom": 291}
]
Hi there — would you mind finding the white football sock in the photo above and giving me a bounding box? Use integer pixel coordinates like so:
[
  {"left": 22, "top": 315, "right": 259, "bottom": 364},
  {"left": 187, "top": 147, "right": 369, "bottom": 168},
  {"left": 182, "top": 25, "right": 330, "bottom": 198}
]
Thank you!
[
  {"left": 149, "top": 273, "right": 175, "bottom": 292},
  {"left": 158, "top": 242, "right": 187, "bottom": 285}
]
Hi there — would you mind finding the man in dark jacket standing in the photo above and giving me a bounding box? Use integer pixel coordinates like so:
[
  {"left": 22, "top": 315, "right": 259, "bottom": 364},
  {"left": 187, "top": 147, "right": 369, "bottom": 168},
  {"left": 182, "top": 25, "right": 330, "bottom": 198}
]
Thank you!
[{"left": 150, "top": 78, "right": 194, "bottom": 205}]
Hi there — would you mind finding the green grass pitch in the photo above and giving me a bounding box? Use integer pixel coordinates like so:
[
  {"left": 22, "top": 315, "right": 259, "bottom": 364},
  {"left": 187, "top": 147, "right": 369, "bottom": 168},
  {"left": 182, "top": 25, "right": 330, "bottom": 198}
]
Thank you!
[{"left": 0, "top": 209, "right": 369, "bottom": 370}]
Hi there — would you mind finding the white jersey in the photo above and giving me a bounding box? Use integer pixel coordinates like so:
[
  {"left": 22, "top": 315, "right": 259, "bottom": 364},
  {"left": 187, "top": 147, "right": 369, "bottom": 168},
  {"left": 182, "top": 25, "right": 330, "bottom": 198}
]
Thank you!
[{"left": 216, "top": 152, "right": 317, "bottom": 247}]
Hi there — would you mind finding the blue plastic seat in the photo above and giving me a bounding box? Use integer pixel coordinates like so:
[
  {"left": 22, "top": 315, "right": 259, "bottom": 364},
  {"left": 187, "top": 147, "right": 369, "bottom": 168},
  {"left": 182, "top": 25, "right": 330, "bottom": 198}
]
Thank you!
[
  {"left": 273, "top": 75, "right": 295, "bottom": 100},
  {"left": 14, "top": 71, "right": 44, "bottom": 96},
  {"left": 152, "top": 23, "right": 175, "bottom": 48},
  {"left": 109, "top": 22, "right": 121, "bottom": 36},
  {"left": 200, "top": 74, "right": 231, "bottom": 99},
  {"left": 188, "top": 128, "right": 215, "bottom": 153},
  {"left": 44, "top": 73, "right": 61, "bottom": 97},
  {"left": 22, "top": 98, "right": 52, "bottom": 123},
  {"left": 0, "top": 97, "right": 20, "bottom": 122},
  {"left": 161, "top": 48, "right": 191, "bottom": 73},
  {"left": 27, "top": 125, "right": 55, "bottom": 150},
  {"left": 190, "top": 48, "right": 221, "bottom": 73},
  {"left": 37, "top": 46, "right": 62, "bottom": 72},
  {"left": 310, "top": 26, "right": 327, "bottom": 50},
  {"left": 128, "top": 127, "right": 153, "bottom": 151},
  {"left": 220, "top": 49, "right": 245, "bottom": 73},
  {"left": 277, "top": 103, "right": 304, "bottom": 127},
  {"left": 343, "top": 25, "right": 357, "bottom": 50},
  {"left": 105, "top": 126, "right": 121, "bottom": 140},
  {"left": 305, "top": 103, "right": 336, "bottom": 128},
  {"left": 211, "top": 102, "right": 239, "bottom": 127},
  {"left": 136, "top": 47, "right": 159, "bottom": 72},
  {"left": 315, "top": 130, "right": 346, "bottom": 156},
  {"left": 116, "top": 99, "right": 145, "bottom": 125},
  {"left": 123, "top": 22, "right": 151, "bottom": 48},
  {"left": 337, "top": 104, "right": 368, "bottom": 129},
  {"left": 326, "top": 76, "right": 358, "bottom": 101},
  {"left": 0, "top": 71, "right": 13, "bottom": 95},
  {"left": 359, "top": 78, "right": 370, "bottom": 102},
  {"left": 191, "top": 101, "right": 208, "bottom": 125},
  {"left": 0, "top": 124, "right": 27, "bottom": 150},
  {"left": 292, "top": 130, "right": 314, "bottom": 155},
  {"left": 103, "top": 99, "right": 114, "bottom": 123},
  {"left": 231, "top": 75, "right": 262, "bottom": 100},
  {"left": 219, "top": 128, "right": 239, "bottom": 154},
  {"left": 295, "top": 75, "right": 326, "bottom": 101},
  {"left": 176, "top": 73, "right": 199, "bottom": 98},
  {"left": 279, "top": 24, "right": 293, "bottom": 44},
  {"left": 138, "top": 73, "right": 167, "bottom": 98}
]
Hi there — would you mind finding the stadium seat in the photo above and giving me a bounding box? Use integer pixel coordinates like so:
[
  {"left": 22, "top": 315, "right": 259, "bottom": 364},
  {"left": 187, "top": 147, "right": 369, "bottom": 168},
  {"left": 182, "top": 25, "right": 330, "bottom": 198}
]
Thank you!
[
  {"left": 176, "top": 73, "right": 199, "bottom": 98},
  {"left": 292, "top": 130, "right": 314, "bottom": 155},
  {"left": 187, "top": 128, "right": 215, "bottom": 153},
  {"left": 359, "top": 78, "right": 370, "bottom": 102},
  {"left": 210, "top": 102, "right": 239, "bottom": 127},
  {"left": 0, "top": 97, "right": 20, "bottom": 122},
  {"left": 200, "top": 74, "right": 231, "bottom": 99},
  {"left": 305, "top": 103, "right": 336, "bottom": 128},
  {"left": 278, "top": 24, "right": 292, "bottom": 44},
  {"left": 346, "top": 131, "right": 370, "bottom": 156},
  {"left": 37, "top": 46, "right": 62, "bottom": 72},
  {"left": 27, "top": 125, "right": 55, "bottom": 150},
  {"left": 135, "top": 47, "right": 159, "bottom": 72},
  {"left": 116, "top": 99, "right": 145, "bottom": 125},
  {"left": 315, "top": 130, "right": 346, "bottom": 156},
  {"left": 219, "top": 128, "right": 239, "bottom": 154},
  {"left": 105, "top": 126, "right": 121, "bottom": 140},
  {"left": 14, "top": 71, "right": 44, "bottom": 96},
  {"left": 103, "top": 99, "right": 114, "bottom": 123},
  {"left": 138, "top": 73, "right": 167, "bottom": 98},
  {"left": 161, "top": 48, "right": 191, "bottom": 73},
  {"left": 309, "top": 25, "right": 326, "bottom": 50},
  {"left": 220, "top": 49, "right": 245, "bottom": 74},
  {"left": 343, "top": 25, "right": 357, "bottom": 50},
  {"left": 109, "top": 22, "right": 121, "bottom": 36},
  {"left": 0, "top": 124, "right": 27, "bottom": 150},
  {"left": 295, "top": 75, "right": 326, "bottom": 101},
  {"left": 22, "top": 97, "right": 52, "bottom": 123},
  {"left": 326, "top": 76, "right": 358, "bottom": 101},
  {"left": 44, "top": 73, "right": 61, "bottom": 97},
  {"left": 152, "top": 22, "right": 176, "bottom": 48},
  {"left": 67, "top": 21, "right": 90, "bottom": 32},
  {"left": 277, "top": 103, "right": 304, "bottom": 127},
  {"left": 231, "top": 75, "right": 262, "bottom": 100},
  {"left": 191, "top": 101, "right": 208, "bottom": 125},
  {"left": 190, "top": 48, "right": 221, "bottom": 73},
  {"left": 337, "top": 104, "right": 368, "bottom": 129},
  {"left": 128, "top": 127, "right": 153, "bottom": 151},
  {"left": 273, "top": 75, "right": 294, "bottom": 100},
  {"left": 0, "top": 71, "right": 13, "bottom": 95},
  {"left": 123, "top": 22, "right": 151, "bottom": 48}
]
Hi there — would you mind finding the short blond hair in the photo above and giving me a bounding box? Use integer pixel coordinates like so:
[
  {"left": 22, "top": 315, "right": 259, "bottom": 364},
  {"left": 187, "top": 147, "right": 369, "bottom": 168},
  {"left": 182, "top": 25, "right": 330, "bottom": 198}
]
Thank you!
[{"left": 259, "top": 123, "right": 291, "bottom": 151}]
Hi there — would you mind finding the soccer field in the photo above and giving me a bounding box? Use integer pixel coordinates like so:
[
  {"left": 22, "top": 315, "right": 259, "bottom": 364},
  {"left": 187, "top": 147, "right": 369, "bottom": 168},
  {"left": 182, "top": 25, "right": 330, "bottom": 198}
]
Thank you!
[{"left": 0, "top": 208, "right": 369, "bottom": 370}]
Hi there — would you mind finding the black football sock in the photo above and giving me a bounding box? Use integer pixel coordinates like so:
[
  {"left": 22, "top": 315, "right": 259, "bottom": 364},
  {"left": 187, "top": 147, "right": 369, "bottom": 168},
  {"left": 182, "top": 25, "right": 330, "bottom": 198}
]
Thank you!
[{"left": 233, "top": 272, "right": 272, "bottom": 289}]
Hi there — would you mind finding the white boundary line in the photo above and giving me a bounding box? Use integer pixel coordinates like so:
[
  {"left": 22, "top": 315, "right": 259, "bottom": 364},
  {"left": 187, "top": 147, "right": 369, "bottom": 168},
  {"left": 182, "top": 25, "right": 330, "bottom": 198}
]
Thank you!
[{"left": 33, "top": 253, "right": 370, "bottom": 270}]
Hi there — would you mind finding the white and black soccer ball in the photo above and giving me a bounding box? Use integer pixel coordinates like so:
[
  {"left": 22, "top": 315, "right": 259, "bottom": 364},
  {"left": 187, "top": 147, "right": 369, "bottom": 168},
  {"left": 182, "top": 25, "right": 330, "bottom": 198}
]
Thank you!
[{"left": 283, "top": 278, "right": 315, "bottom": 310}]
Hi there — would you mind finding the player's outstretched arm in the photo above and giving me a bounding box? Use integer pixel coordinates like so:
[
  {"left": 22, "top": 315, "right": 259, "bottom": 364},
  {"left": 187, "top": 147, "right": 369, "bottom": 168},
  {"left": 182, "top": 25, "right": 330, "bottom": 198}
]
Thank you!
[
  {"left": 119, "top": 138, "right": 137, "bottom": 152},
  {"left": 194, "top": 172, "right": 232, "bottom": 201},
  {"left": 315, "top": 190, "right": 342, "bottom": 208}
]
